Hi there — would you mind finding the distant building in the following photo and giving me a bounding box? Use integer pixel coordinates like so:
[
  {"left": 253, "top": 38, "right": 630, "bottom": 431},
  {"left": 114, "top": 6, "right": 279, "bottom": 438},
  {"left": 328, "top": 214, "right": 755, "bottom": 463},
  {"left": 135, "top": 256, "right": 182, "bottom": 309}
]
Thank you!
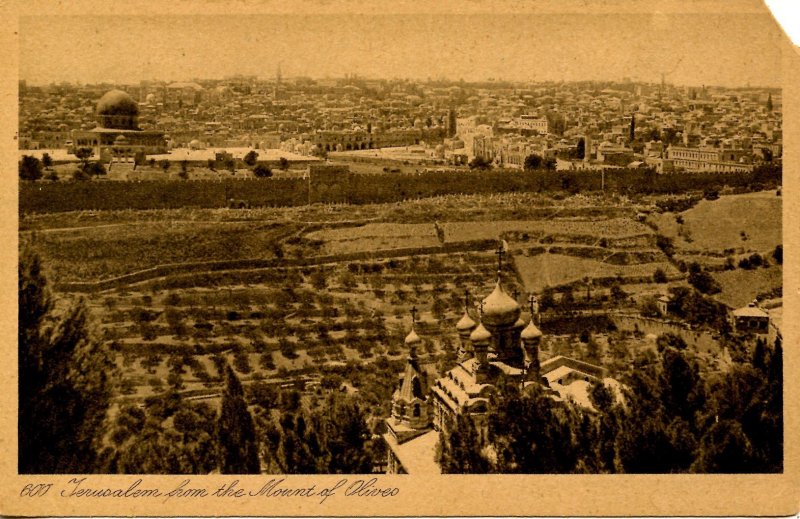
[
  {"left": 495, "top": 115, "right": 549, "bottom": 136},
  {"left": 311, "top": 128, "right": 443, "bottom": 153},
  {"left": 595, "top": 141, "right": 635, "bottom": 166},
  {"left": 666, "top": 146, "right": 753, "bottom": 173},
  {"left": 71, "top": 89, "right": 167, "bottom": 160},
  {"left": 730, "top": 303, "right": 770, "bottom": 335}
]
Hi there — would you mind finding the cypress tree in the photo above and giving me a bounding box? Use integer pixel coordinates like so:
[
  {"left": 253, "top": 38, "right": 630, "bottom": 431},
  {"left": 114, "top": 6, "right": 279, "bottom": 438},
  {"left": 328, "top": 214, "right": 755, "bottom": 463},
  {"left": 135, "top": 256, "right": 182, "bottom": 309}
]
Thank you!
[
  {"left": 629, "top": 113, "right": 636, "bottom": 142},
  {"left": 217, "top": 364, "right": 260, "bottom": 473}
]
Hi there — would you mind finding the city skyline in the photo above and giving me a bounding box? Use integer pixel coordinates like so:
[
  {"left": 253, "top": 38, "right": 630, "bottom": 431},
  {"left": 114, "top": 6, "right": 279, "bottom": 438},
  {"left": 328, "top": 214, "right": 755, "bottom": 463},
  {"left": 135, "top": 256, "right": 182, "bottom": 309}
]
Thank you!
[{"left": 21, "top": 12, "right": 783, "bottom": 88}]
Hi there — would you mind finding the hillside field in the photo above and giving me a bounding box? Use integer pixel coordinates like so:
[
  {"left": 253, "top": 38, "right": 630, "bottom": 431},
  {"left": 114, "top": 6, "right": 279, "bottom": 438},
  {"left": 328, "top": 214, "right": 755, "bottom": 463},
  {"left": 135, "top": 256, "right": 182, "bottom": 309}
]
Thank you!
[{"left": 652, "top": 191, "right": 781, "bottom": 253}]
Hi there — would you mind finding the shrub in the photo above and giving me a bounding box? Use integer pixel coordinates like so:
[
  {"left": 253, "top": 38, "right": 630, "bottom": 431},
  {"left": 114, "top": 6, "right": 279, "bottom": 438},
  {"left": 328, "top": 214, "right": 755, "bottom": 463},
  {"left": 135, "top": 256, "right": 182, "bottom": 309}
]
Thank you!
[
  {"left": 244, "top": 150, "right": 259, "bottom": 166},
  {"left": 19, "top": 155, "right": 43, "bottom": 181},
  {"left": 724, "top": 257, "right": 736, "bottom": 270},
  {"left": 656, "top": 332, "right": 687, "bottom": 352},
  {"left": 773, "top": 245, "right": 783, "bottom": 265},
  {"left": 278, "top": 338, "right": 297, "bottom": 359},
  {"left": 233, "top": 350, "right": 252, "bottom": 374},
  {"left": 639, "top": 296, "right": 661, "bottom": 317},
  {"left": 688, "top": 269, "right": 721, "bottom": 295},
  {"left": 655, "top": 235, "right": 675, "bottom": 257},
  {"left": 259, "top": 352, "right": 276, "bottom": 370},
  {"left": 253, "top": 165, "right": 272, "bottom": 178}
]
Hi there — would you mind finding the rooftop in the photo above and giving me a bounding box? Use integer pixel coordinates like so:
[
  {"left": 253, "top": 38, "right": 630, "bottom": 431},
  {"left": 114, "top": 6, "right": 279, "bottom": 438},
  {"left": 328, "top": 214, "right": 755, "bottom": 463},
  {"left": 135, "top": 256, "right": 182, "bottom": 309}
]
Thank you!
[{"left": 383, "top": 429, "right": 441, "bottom": 475}]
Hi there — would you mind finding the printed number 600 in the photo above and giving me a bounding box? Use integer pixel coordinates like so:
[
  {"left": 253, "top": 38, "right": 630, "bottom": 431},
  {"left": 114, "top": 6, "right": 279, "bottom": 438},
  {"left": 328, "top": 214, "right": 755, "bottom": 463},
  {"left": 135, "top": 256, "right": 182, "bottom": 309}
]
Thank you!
[{"left": 20, "top": 483, "right": 52, "bottom": 497}]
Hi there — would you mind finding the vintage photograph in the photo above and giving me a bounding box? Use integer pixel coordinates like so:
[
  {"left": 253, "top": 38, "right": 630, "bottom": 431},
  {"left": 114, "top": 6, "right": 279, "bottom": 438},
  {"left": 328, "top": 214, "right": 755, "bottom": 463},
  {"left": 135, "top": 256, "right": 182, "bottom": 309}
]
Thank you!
[{"left": 17, "top": 3, "right": 784, "bottom": 478}]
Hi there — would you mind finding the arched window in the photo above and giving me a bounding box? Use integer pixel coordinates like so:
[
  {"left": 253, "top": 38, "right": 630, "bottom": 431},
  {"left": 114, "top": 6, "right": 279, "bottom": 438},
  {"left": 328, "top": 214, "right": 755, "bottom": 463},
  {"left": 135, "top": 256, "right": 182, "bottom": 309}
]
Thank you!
[{"left": 413, "top": 403, "right": 421, "bottom": 417}]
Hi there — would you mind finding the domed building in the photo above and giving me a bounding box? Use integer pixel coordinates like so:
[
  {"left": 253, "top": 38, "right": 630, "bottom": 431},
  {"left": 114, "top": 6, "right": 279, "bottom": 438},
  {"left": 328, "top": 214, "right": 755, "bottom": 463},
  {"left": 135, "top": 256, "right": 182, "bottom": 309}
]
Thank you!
[
  {"left": 384, "top": 246, "right": 614, "bottom": 474},
  {"left": 71, "top": 89, "right": 167, "bottom": 161}
]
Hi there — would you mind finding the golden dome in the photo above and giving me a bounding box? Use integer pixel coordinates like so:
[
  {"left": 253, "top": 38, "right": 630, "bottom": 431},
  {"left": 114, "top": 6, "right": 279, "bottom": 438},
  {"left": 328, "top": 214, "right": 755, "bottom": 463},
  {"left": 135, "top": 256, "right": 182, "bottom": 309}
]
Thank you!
[
  {"left": 521, "top": 320, "right": 543, "bottom": 341},
  {"left": 404, "top": 328, "right": 422, "bottom": 345},
  {"left": 456, "top": 310, "right": 477, "bottom": 332},
  {"left": 470, "top": 322, "right": 492, "bottom": 343},
  {"left": 481, "top": 281, "right": 521, "bottom": 326}
]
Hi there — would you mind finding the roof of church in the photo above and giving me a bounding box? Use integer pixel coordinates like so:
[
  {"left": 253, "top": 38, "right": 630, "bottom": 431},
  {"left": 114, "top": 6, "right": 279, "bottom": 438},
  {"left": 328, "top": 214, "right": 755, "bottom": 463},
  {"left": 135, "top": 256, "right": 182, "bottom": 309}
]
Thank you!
[
  {"left": 481, "top": 280, "right": 521, "bottom": 326},
  {"left": 383, "top": 429, "right": 441, "bottom": 474},
  {"left": 456, "top": 310, "right": 476, "bottom": 331},
  {"left": 521, "top": 319, "right": 543, "bottom": 340},
  {"left": 395, "top": 351, "right": 426, "bottom": 404},
  {"left": 404, "top": 327, "right": 422, "bottom": 345},
  {"left": 470, "top": 322, "right": 492, "bottom": 342},
  {"left": 431, "top": 359, "right": 498, "bottom": 412}
]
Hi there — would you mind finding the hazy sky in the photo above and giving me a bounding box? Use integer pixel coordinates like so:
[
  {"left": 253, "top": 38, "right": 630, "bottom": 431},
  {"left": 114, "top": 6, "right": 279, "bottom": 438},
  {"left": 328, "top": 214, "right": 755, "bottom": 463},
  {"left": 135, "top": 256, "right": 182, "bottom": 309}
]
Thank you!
[{"left": 20, "top": 12, "right": 784, "bottom": 87}]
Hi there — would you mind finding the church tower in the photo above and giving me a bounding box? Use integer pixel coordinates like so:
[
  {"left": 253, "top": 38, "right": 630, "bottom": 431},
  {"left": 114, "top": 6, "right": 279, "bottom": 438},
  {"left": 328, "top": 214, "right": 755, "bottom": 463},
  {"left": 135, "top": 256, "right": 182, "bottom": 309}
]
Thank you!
[
  {"left": 521, "top": 295, "right": 543, "bottom": 383},
  {"left": 455, "top": 292, "right": 477, "bottom": 362},
  {"left": 384, "top": 313, "right": 436, "bottom": 474},
  {"left": 387, "top": 310, "right": 432, "bottom": 439}
]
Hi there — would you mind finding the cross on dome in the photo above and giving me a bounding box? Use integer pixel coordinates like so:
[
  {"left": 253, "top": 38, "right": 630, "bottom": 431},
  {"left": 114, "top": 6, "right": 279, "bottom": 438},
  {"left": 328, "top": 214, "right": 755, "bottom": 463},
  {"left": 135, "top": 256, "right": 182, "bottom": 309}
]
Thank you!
[{"left": 495, "top": 243, "right": 506, "bottom": 275}]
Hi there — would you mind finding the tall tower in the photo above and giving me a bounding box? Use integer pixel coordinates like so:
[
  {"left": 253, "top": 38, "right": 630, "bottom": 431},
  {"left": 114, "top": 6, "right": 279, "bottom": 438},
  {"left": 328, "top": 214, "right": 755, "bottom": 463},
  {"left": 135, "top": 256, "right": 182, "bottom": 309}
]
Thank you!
[
  {"left": 389, "top": 314, "right": 431, "bottom": 433},
  {"left": 446, "top": 108, "right": 457, "bottom": 138}
]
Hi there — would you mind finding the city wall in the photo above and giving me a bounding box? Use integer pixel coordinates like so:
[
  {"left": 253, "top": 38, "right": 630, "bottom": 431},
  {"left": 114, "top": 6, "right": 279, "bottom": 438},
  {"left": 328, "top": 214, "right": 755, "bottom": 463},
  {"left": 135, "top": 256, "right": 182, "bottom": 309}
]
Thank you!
[{"left": 20, "top": 165, "right": 781, "bottom": 214}]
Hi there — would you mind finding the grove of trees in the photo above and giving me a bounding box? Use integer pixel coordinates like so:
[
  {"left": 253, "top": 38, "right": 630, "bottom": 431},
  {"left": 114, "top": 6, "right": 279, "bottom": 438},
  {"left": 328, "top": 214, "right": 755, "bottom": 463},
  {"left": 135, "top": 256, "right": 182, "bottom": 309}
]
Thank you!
[{"left": 437, "top": 332, "right": 782, "bottom": 473}]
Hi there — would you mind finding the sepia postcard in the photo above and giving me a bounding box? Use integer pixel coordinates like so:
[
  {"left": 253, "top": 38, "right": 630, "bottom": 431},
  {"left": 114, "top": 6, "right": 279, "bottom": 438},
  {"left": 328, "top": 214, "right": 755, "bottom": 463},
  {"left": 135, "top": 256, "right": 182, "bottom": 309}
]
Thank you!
[{"left": 1, "top": 0, "right": 799, "bottom": 516}]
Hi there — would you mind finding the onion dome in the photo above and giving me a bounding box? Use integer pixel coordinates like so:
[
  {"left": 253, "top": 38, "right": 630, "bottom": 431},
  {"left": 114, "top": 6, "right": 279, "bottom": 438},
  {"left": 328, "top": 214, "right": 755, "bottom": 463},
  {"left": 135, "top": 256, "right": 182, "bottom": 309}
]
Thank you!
[
  {"left": 97, "top": 90, "right": 139, "bottom": 116},
  {"left": 514, "top": 315, "right": 526, "bottom": 329},
  {"left": 470, "top": 322, "right": 492, "bottom": 343},
  {"left": 521, "top": 320, "right": 543, "bottom": 341},
  {"left": 404, "top": 328, "right": 422, "bottom": 346},
  {"left": 456, "top": 310, "right": 477, "bottom": 332},
  {"left": 481, "top": 281, "right": 521, "bottom": 327}
]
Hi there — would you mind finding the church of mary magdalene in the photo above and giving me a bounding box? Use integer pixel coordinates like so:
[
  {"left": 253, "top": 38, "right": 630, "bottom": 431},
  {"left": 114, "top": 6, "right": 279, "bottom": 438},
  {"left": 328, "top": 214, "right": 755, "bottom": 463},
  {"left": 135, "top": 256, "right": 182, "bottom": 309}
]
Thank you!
[{"left": 383, "top": 249, "right": 615, "bottom": 474}]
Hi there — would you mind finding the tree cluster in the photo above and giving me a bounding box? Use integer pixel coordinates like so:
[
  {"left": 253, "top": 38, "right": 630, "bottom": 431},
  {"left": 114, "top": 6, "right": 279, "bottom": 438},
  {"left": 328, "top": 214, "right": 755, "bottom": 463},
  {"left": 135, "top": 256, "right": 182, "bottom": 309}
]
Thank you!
[
  {"left": 258, "top": 391, "right": 374, "bottom": 474},
  {"left": 437, "top": 331, "right": 782, "bottom": 473},
  {"left": 19, "top": 246, "right": 116, "bottom": 473}
]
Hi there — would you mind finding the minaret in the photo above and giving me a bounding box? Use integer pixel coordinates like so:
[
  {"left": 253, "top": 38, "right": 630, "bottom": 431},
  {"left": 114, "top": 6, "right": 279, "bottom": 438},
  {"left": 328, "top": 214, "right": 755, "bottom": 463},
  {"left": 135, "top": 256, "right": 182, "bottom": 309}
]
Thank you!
[{"left": 273, "top": 62, "right": 283, "bottom": 101}]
